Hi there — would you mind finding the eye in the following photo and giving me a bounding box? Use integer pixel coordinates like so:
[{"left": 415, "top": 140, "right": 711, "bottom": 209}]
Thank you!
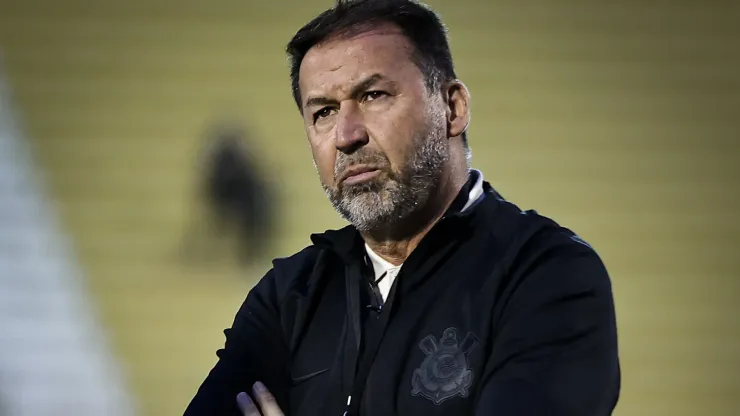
[
  {"left": 313, "top": 107, "right": 335, "bottom": 123},
  {"left": 363, "top": 90, "right": 387, "bottom": 102}
]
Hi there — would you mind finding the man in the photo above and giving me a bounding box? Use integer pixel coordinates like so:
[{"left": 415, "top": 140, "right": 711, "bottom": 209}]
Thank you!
[
  {"left": 185, "top": 0, "right": 620, "bottom": 415},
  {"left": 202, "top": 124, "right": 274, "bottom": 264},
  {"left": 181, "top": 123, "right": 275, "bottom": 267}
]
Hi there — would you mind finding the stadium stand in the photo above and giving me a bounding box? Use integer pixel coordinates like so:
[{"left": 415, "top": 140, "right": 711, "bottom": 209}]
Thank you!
[{"left": 0, "top": 63, "right": 135, "bottom": 416}]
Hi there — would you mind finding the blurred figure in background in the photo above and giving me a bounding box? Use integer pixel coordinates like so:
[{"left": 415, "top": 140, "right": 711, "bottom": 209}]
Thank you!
[{"left": 181, "top": 122, "right": 275, "bottom": 267}]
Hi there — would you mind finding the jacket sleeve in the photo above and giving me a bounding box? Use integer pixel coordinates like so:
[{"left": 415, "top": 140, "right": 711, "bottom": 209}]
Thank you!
[
  {"left": 184, "top": 269, "right": 290, "bottom": 415},
  {"left": 475, "top": 246, "right": 620, "bottom": 415}
]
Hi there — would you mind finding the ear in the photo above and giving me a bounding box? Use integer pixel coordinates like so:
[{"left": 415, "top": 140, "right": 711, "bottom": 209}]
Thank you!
[{"left": 443, "top": 80, "right": 471, "bottom": 138}]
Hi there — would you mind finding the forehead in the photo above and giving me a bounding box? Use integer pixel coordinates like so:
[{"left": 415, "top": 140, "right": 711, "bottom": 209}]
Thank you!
[{"left": 298, "top": 25, "right": 422, "bottom": 100}]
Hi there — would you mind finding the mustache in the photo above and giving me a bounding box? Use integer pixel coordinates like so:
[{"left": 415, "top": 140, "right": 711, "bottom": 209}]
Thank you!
[{"left": 334, "top": 151, "right": 390, "bottom": 179}]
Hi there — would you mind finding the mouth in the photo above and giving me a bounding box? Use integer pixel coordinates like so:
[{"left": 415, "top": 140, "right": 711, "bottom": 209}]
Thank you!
[{"left": 339, "top": 165, "right": 382, "bottom": 186}]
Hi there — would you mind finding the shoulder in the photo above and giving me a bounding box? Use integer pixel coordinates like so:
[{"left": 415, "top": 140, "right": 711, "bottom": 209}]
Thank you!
[
  {"left": 470, "top": 195, "right": 617, "bottom": 350},
  {"left": 263, "top": 245, "right": 328, "bottom": 305},
  {"left": 475, "top": 188, "right": 600, "bottom": 260},
  {"left": 474, "top": 189, "right": 610, "bottom": 294},
  {"left": 250, "top": 224, "right": 355, "bottom": 308},
  {"left": 272, "top": 245, "right": 324, "bottom": 282}
]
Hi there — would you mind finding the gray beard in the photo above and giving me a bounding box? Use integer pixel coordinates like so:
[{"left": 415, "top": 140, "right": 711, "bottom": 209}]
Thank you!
[{"left": 320, "top": 121, "right": 449, "bottom": 232}]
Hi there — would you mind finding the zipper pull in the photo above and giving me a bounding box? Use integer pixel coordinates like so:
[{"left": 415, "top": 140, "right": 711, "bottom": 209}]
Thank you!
[{"left": 342, "top": 395, "right": 352, "bottom": 416}]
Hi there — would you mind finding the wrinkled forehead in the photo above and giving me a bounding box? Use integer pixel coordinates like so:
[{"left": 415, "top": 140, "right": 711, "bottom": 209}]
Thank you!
[{"left": 298, "top": 26, "right": 420, "bottom": 101}]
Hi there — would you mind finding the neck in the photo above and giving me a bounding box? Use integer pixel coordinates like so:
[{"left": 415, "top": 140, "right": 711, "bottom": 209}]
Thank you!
[{"left": 362, "top": 158, "right": 469, "bottom": 266}]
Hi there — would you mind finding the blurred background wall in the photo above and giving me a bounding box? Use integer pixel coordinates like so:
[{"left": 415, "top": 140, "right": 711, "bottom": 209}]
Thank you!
[{"left": 0, "top": 0, "right": 738, "bottom": 415}]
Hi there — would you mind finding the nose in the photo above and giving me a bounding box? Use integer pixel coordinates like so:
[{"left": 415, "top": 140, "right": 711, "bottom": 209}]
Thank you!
[{"left": 335, "top": 102, "right": 369, "bottom": 154}]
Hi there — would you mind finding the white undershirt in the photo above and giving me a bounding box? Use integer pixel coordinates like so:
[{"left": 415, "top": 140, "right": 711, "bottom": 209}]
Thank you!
[{"left": 364, "top": 170, "right": 485, "bottom": 301}]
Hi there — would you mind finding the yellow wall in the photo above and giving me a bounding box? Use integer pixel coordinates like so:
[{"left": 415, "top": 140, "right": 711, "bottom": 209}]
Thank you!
[{"left": 0, "top": 0, "right": 738, "bottom": 414}]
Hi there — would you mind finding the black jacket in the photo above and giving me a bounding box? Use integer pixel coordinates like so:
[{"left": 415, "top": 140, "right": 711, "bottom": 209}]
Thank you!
[{"left": 185, "top": 174, "right": 620, "bottom": 415}]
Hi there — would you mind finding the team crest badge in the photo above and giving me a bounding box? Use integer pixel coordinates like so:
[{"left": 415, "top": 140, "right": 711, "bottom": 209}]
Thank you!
[{"left": 411, "top": 327, "right": 478, "bottom": 405}]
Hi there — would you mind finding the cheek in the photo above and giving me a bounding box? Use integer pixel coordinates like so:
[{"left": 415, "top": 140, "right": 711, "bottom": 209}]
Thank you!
[
  {"left": 309, "top": 136, "right": 338, "bottom": 184},
  {"left": 369, "top": 114, "right": 419, "bottom": 170}
]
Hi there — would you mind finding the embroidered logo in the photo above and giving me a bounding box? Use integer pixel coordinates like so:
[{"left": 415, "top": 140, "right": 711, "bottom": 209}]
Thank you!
[{"left": 411, "top": 327, "right": 478, "bottom": 405}]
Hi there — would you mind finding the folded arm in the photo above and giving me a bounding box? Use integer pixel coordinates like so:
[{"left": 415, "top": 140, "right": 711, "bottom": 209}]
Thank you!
[{"left": 185, "top": 270, "right": 289, "bottom": 415}]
